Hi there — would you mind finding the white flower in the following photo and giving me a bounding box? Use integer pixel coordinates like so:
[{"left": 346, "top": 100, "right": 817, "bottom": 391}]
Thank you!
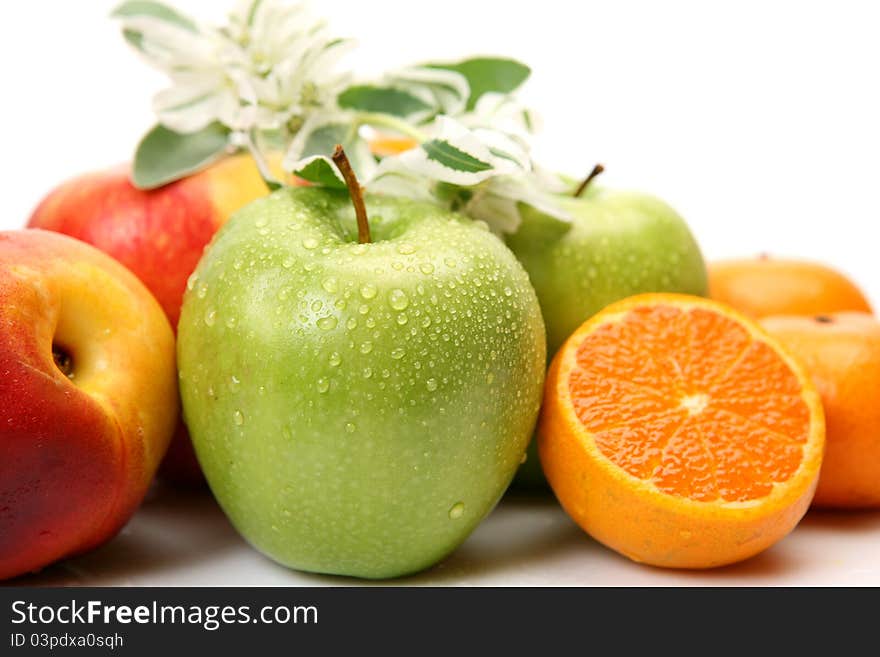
[
  {"left": 367, "top": 115, "right": 570, "bottom": 234},
  {"left": 373, "top": 116, "right": 522, "bottom": 187},
  {"left": 115, "top": 0, "right": 353, "bottom": 134},
  {"left": 460, "top": 92, "right": 542, "bottom": 140}
]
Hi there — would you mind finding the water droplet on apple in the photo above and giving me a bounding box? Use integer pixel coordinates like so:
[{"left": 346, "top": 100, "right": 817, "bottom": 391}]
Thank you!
[
  {"left": 444, "top": 257, "right": 457, "bottom": 268},
  {"left": 397, "top": 243, "right": 416, "bottom": 255},
  {"left": 360, "top": 341, "right": 373, "bottom": 354},
  {"left": 302, "top": 237, "right": 319, "bottom": 250},
  {"left": 363, "top": 367, "right": 373, "bottom": 379},
  {"left": 345, "top": 422, "right": 356, "bottom": 433},
  {"left": 282, "top": 256, "right": 294, "bottom": 269},
  {"left": 225, "top": 316, "right": 236, "bottom": 329},
  {"left": 346, "top": 317, "right": 358, "bottom": 330},
  {"left": 316, "top": 378, "right": 329, "bottom": 393},
  {"left": 187, "top": 272, "right": 199, "bottom": 291},
  {"left": 360, "top": 283, "right": 377, "bottom": 299},
  {"left": 503, "top": 287, "right": 513, "bottom": 297},
  {"left": 255, "top": 217, "right": 268, "bottom": 228},
  {"left": 329, "top": 352, "right": 342, "bottom": 367},
  {"left": 419, "top": 262, "right": 434, "bottom": 275},
  {"left": 520, "top": 452, "right": 528, "bottom": 464},
  {"left": 391, "top": 348, "right": 406, "bottom": 360},
  {"left": 421, "top": 316, "right": 432, "bottom": 328},
  {"left": 317, "top": 316, "right": 338, "bottom": 331},
  {"left": 388, "top": 289, "right": 409, "bottom": 310},
  {"left": 426, "top": 378, "right": 438, "bottom": 391},
  {"left": 322, "top": 277, "right": 338, "bottom": 293},
  {"left": 197, "top": 284, "right": 208, "bottom": 299},
  {"left": 448, "top": 502, "right": 464, "bottom": 519},
  {"left": 358, "top": 304, "right": 369, "bottom": 315},
  {"left": 230, "top": 375, "right": 241, "bottom": 391},
  {"left": 233, "top": 410, "right": 244, "bottom": 426},
  {"left": 310, "top": 300, "right": 323, "bottom": 312},
  {"left": 204, "top": 309, "right": 216, "bottom": 326},
  {"left": 397, "top": 314, "right": 408, "bottom": 325}
]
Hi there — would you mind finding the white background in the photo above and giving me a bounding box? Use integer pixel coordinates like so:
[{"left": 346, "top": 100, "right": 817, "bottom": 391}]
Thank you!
[
  {"left": 0, "top": 0, "right": 880, "bottom": 306},
  {"left": 1, "top": 0, "right": 878, "bottom": 309},
  {"left": 2, "top": 1, "right": 880, "bottom": 586}
]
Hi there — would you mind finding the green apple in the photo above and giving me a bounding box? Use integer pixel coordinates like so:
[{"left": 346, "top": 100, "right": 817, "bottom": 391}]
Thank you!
[
  {"left": 507, "top": 175, "right": 707, "bottom": 486},
  {"left": 177, "top": 181, "right": 546, "bottom": 578}
]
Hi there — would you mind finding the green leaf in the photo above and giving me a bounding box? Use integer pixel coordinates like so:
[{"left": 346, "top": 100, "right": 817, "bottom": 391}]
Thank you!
[
  {"left": 132, "top": 123, "right": 229, "bottom": 189},
  {"left": 337, "top": 85, "right": 432, "bottom": 118},
  {"left": 301, "top": 124, "right": 355, "bottom": 159},
  {"left": 428, "top": 57, "right": 531, "bottom": 110},
  {"left": 122, "top": 28, "right": 145, "bottom": 51},
  {"left": 422, "top": 139, "right": 493, "bottom": 173},
  {"left": 293, "top": 157, "right": 346, "bottom": 189},
  {"left": 245, "top": 0, "right": 264, "bottom": 27},
  {"left": 111, "top": 1, "right": 198, "bottom": 32},
  {"left": 285, "top": 115, "right": 377, "bottom": 184}
]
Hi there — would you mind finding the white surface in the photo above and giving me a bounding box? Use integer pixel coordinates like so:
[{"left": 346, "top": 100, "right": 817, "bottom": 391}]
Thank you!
[
  {"left": 12, "top": 485, "right": 880, "bottom": 587},
  {"left": 2, "top": 1, "right": 879, "bottom": 586}
]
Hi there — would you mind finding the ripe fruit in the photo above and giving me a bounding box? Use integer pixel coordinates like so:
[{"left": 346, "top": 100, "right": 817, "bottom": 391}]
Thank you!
[
  {"left": 28, "top": 154, "right": 273, "bottom": 484},
  {"left": 709, "top": 256, "right": 873, "bottom": 318},
  {"left": 508, "top": 189, "right": 708, "bottom": 355},
  {"left": 507, "top": 182, "right": 707, "bottom": 486},
  {"left": 177, "top": 177, "right": 546, "bottom": 578},
  {"left": 539, "top": 293, "right": 825, "bottom": 569},
  {"left": 762, "top": 312, "right": 880, "bottom": 508},
  {"left": 0, "top": 230, "right": 178, "bottom": 580}
]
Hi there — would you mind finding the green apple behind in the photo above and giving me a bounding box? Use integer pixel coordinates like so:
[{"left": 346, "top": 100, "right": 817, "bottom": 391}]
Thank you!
[
  {"left": 506, "top": 187, "right": 708, "bottom": 486},
  {"left": 177, "top": 187, "right": 546, "bottom": 579}
]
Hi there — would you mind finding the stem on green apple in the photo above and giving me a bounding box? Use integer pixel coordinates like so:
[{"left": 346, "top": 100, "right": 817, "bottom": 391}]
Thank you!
[
  {"left": 332, "top": 144, "right": 372, "bottom": 244},
  {"left": 573, "top": 164, "right": 605, "bottom": 198}
]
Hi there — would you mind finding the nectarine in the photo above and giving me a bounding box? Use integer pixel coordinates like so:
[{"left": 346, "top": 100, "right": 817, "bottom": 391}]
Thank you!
[
  {"left": 28, "top": 154, "right": 272, "bottom": 483},
  {"left": 0, "top": 230, "right": 178, "bottom": 579}
]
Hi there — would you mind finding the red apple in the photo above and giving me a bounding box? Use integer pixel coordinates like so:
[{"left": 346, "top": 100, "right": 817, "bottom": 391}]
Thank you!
[
  {"left": 0, "top": 230, "right": 178, "bottom": 580},
  {"left": 28, "top": 154, "right": 272, "bottom": 484}
]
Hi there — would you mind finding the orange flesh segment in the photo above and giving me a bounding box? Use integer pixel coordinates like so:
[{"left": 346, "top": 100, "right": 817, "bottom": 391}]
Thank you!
[{"left": 571, "top": 305, "right": 810, "bottom": 503}]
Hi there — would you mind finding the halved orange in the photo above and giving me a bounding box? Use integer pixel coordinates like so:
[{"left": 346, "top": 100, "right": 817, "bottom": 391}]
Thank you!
[{"left": 538, "top": 293, "right": 825, "bottom": 569}]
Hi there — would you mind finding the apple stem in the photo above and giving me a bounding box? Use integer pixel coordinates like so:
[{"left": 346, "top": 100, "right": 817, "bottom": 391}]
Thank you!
[
  {"left": 573, "top": 164, "right": 605, "bottom": 198},
  {"left": 332, "top": 145, "right": 372, "bottom": 244}
]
